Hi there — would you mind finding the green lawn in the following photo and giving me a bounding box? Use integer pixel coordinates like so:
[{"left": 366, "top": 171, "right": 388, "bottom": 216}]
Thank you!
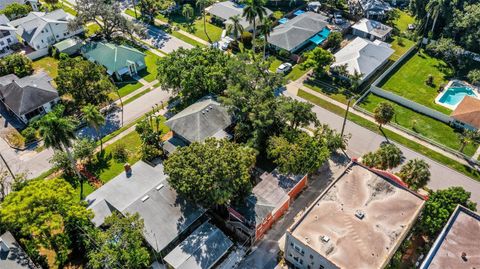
[
  {"left": 380, "top": 51, "right": 453, "bottom": 114},
  {"left": 359, "top": 93, "right": 477, "bottom": 156},
  {"left": 123, "top": 89, "right": 151, "bottom": 105},
  {"left": 85, "top": 23, "right": 100, "bottom": 37},
  {"left": 60, "top": 1, "right": 77, "bottom": 15},
  {"left": 297, "top": 89, "right": 480, "bottom": 181},
  {"left": 170, "top": 31, "right": 206, "bottom": 47},
  {"left": 32, "top": 57, "right": 59, "bottom": 78},
  {"left": 389, "top": 36, "right": 416, "bottom": 61},
  {"left": 140, "top": 51, "right": 161, "bottom": 82},
  {"left": 285, "top": 65, "right": 310, "bottom": 81},
  {"left": 157, "top": 12, "right": 223, "bottom": 42},
  {"left": 393, "top": 9, "right": 415, "bottom": 33},
  {"left": 113, "top": 81, "right": 144, "bottom": 99}
]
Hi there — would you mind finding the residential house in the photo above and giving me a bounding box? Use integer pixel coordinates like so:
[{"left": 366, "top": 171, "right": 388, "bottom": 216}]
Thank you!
[
  {"left": 0, "top": 14, "right": 19, "bottom": 57},
  {"left": 85, "top": 161, "right": 207, "bottom": 256},
  {"left": 82, "top": 42, "right": 146, "bottom": 80},
  {"left": 450, "top": 96, "right": 480, "bottom": 131},
  {"left": 0, "top": 231, "right": 37, "bottom": 269},
  {"left": 163, "top": 222, "right": 234, "bottom": 269},
  {"left": 163, "top": 97, "right": 233, "bottom": 154},
  {"left": 10, "top": 9, "right": 83, "bottom": 51},
  {"left": 330, "top": 37, "right": 394, "bottom": 83},
  {"left": 351, "top": 18, "right": 392, "bottom": 41},
  {"left": 0, "top": 0, "right": 39, "bottom": 12},
  {"left": 268, "top": 12, "right": 331, "bottom": 53},
  {"left": 284, "top": 164, "right": 425, "bottom": 269},
  {"left": 420, "top": 205, "right": 480, "bottom": 269},
  {"left": 226, "top": 169, "right": 308, "bottom": 245},
  {"left": 0, "top": 72, "right": 59, "bottom": 123},
  {"left": 206, "top": 1, "right": 272, "bottom": 31},
  {"left": 349, "top": 0, "right": 392, "bottom": 20}
]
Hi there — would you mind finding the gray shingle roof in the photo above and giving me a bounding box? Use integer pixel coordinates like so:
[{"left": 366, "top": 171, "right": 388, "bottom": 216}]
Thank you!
[
  {"left": 206, "top": 1, "right": 272, "bottom": 29},
  {"left": 268, "top": 11, "right": 329, "bottom": 51},
  {"left": 10, "top": 10, "right": 71, "bottom": 44},
  {"left": 164, "top": 222, "right": 233, "bottom": 269},
  {"left": 86, "top": 161, "right": 206, "bottom": 253},
  {"left": 165, "top": 97, "right": 232, "bottom": 143},
  {"left": 0, "top": 231, "right": 37, "bottom": 269},
  {"left": 0, "top": 72, "right": 58, "bottom": 117}
]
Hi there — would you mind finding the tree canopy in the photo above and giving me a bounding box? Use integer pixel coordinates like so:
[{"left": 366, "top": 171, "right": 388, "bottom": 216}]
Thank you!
[
  {"left": 398, "top": 158, "right": 430, "bottom": 190},
  {"left": 373, "top": 102, "right": 395, "bottom": 127},
  {"left": 0, "top": 3, "right": 31, "bottom": 20},
  {"left": 86, "top": 213, "right": 150, "bottom": 269},
  {"left": 0, "top": 178, "right": 93, "bottom": 265},
  {"left": 362, "top": 143, "right": 403, "bottom": 170},
  {"left": 164, "top": 138, "right": 257, "bottom": 207},
  {"left": 420, "top": 187, "right": 476, "bottom": 237},
  {"left": 56, "top": 57, "right": 116, "bottom": 108},
  {"left": 301, "top": 47, "right": 335, "bottom": 77},
  {"left": 0, "top": 53, "right": 33, "bottom": 78}
]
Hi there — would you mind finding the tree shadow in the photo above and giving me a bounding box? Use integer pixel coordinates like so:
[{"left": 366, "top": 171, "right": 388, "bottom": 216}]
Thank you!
[{"left": 86, "top": 151, "right": 113, "bottom": 178}]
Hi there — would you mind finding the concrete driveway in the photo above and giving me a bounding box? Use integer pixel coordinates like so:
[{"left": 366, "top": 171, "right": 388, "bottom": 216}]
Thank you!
[{"left": 145, "top": 26, "right": 193, "bottom": 53}]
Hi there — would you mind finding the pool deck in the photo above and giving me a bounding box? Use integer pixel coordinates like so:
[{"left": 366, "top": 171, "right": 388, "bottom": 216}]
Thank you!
[{"left": 435, "top": 80, "right": 480, "bottom": 110}]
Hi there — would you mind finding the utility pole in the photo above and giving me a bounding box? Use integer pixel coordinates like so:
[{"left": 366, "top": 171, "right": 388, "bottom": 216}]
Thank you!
[
  {"left": 340, "top": 97, "right": 352, "bottom": 138},
  {"left": 0, "top": 152, "right": 15, "bottom": 180}
]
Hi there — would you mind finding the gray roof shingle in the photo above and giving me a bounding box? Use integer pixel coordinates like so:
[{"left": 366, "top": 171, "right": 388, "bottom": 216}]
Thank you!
[{"left": 0, "top": 231, "right": 37, "bottom": 269}]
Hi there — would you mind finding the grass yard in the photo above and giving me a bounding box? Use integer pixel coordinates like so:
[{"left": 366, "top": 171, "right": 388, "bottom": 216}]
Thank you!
[
  {"left": 157, "top": 11, "right": 223, "bottom": 42},
  {"left": 269, "top": 57, "right": 283, "bottom": 72},
  {"left": 389, "top": 36, "right": 416, "bottom": 61},
  {"left": 140, "top": 50, "right": 162, "bottom": 82},
  {"left": 297, "top": 89, "right": 480, "bottom": 181},
  {"left": 113, "top": 81, "right": 144, "bottom": 99},
  {"left": 380, "top": 50, "right": 453, "bottom": 114},
  {"left": 285, "top": 65, "right": 310, "bottom": 81},
  {"left": 392, "top": 9, "right": 415, "bottom": 33},
  {"left": 359, "top": 93, "right": 477, "bottom": 156},
  {"left": 123, "top": 88, "right": 151, "bottom": 105},
  {"left": 32, "top": 56, "right": 59, "bottom": 78},
  {"left": 170, "top": 31, "right": 206, "bottom": 47},
  {"left": 85, "top": 23, "right": 100, "bottom": 37}
]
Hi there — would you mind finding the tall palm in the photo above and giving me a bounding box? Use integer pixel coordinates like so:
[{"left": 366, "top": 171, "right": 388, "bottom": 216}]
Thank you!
[
  {"left": 36, "top": 107, "right": 83, "bottom": 195},
  {"left": 398, "top": 159, "right": 430, "bottom": 190},
  {"left": 458, "top": 130, "right": 480, "bottom": 153},
  {"left": 426, "top": 0, "right": 444, "bottom": 37},
  {"left": 226, "top": 15, "right": 244, "bottom": 49},
  {"left": 82, "top": 104, "right": 106, "bottom": 151},
  {"left": 182, "top": 4, "right": 195, "bottom": 23},
  {"left": 258, "top": 17, "right": 273, "bottom": 58},
  {"left": 196, "top": 0, "right": 212, "bottom": 43},
  {"left": 243, "top": 0, "right": 267, "bottom": 56}
]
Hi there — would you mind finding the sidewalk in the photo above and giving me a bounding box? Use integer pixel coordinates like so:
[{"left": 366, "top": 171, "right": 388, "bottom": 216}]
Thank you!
[{"left": 287, "top": 75, "right": 478, "bottom": 169}]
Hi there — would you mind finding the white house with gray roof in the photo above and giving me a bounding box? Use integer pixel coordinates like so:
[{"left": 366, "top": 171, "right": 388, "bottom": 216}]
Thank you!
[
  {"left": 206, "top": 1, "right": 272, "bottom": 31},
  {"left": 0, "top": 14, "right": 18, "bottom": 57},
  {"left": 10, "top": 9, "right": 83, "bottom": 51},
  {"left": 0, "top": 72, "right": 59, "bottom": 123},
  {"left": 268, "top": 12, "right": 330, "bottom": 53},
  {"left": 330, "top": 37, "right": 394, "bottom": 83}
]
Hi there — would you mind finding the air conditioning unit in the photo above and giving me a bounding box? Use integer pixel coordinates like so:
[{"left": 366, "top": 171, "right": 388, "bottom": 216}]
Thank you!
[{"left": 355, "top": 210, "right": 365, "bottom": 220}]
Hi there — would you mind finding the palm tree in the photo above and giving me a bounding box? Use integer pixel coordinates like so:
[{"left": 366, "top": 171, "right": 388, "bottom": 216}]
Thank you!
[
  {"left": 398, "top": 159, "right": 431, "bottom": 190},
  {"left": 426, "top": 0, "right": 444, "bottom": 38},
  {"left": 227, "top": 15, "right": 244, "bottom": 50},
  {"left": 243, "top": 0, "right": 267, "bottom": 55},
  {"left": 348, "top": 70, "right": 363, "bottom": 91},
  {"left": 35, "top": 106, "right": 83, "bottom": 195},
  {"left": 196, "top": 0, "right": 212, "bottom": 43},
  {"left": 258, "top": 17, "right": 273, "bottom": 58},
  {"left": 458, "top": 130, "right": 480, "bottom": 153},
  {"left": 82, "top": 104, "right": 106, "bottom": 151},
  {"left": 182, "top": 4, "right": 195, "bottom": 23},
  {"left": 373, "top": 102, "right": 395, "bottom": 129}
]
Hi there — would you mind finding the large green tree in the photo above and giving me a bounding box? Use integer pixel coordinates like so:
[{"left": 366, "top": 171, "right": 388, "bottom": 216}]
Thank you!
[
  {"left": 56, "top": 57, "right": 116, "bottom": 108},
  {"left": 457, "top": 129, "right": 480, "bottom": 153},
  {"left": 398, "top": 159, "right": 430, "bottom": 190},
  {"left": 420, "top": 187, "right": 476, "bottom": 237},
  {"left": 258, "top": 17, "right": 273, "bottom": 58},
  {"left": 0, "top": 53, "right": 33, "bottom": 78},
  {"left": 156, "top": 47, "right": 232, "bottom": 106},
  {"left": 373, "top": 102, "right": 395, "bottom": 128},
  {"left": 0, "top": 3, "right": 31, "bottom": 20},
  {"left": 276, "top": 96, "right": 318, "bottom": 132},
  {"left": 302, "top": 47, "right": 335, "bottom": 77},
  {"left": 0, "top": 178, "right": 93, "bottom": 265},
  {"left": 362, "top": 143, "right": 403, "bottom": 170},
  {"left": 87, "top": 213, "right": 150, "bottom": 269},
  {"left": 196, "top": 0, "right": 212, "bottom": 43},
  {"left": 164, "top": 138, "right": 257, "bottom": 207},
  {"left": 139, "top": 0, "right": 171, "bottom": 22}
]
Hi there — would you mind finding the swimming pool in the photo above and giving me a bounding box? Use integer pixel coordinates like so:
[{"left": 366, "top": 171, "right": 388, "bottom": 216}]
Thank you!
[{"left": 436, "top": 81, "right": 478, "bottom": 109}]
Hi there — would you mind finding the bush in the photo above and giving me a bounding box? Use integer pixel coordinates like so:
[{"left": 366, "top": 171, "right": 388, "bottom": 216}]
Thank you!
[
  {"left": 241, "top": 31, "right": 252, "bottom": 48},
  {"left": 6, "top": 130, "right": 25, "bottom": 148},
  {"left": 425, "top": 74, "right": 434, "bottom": 86},
  {"left": 467, "top": 69, "right": 480, "bottom": 85},
  {"left": 21, "top": 127, "right": 37, "bottom": 144},
  {"left": 112, "top": 143, "right": 129, "bottom": 163},
  {"left": 397, "top": 36, "right": 405, "bottom": 47},
  {"left": 141, "top": 144, "right": 162, "bottom": 161},
  {"left": 278, "top": 49, "right": 290, "bottom": 59}
]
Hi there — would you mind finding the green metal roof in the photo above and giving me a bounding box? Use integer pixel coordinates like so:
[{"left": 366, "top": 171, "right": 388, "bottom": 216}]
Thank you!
[{"left": 82, "top": 42, "right": 146, "bottom": 74}]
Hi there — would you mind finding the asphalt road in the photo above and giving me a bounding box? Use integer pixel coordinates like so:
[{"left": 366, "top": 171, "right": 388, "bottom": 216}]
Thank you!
[{"left": 286, "top": 91, "right": 480, "bottom": 205}]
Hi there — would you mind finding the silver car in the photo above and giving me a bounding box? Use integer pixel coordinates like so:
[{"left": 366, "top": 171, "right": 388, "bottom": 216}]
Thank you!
[{"left": 276, "top": 63, "right": 292, "bottom": 74}]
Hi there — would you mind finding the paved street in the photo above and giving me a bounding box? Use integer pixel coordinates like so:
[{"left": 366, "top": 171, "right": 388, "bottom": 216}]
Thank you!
[{"left": 285, "top": 91, "right": 480, "bottom": 205}]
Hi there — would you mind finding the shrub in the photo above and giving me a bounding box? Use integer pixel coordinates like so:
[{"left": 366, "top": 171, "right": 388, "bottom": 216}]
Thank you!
[
  {"left": 397, "top": 36, "right": 405, "bottom": 47},
  {"left": 141, "top": 144, "right": 162, "bottom": 161},
  {"left": 112, "top": 143, "right": 129, "bottom": 163},
  {"left": 21, "top": 127, "right": 37, "bottom": 144},
  {"left": 241, "top": 31, "right": 252, "bottom": 48},
  {"left": 278, "top": 49, "right": 290, "bottom": 59},
  {"left": 6, "top": 130, "right": 25, "bottom": 148},
  {"left": 425, "top": 74, "right": 434, "bottom": 86},
  {"left": 467, "top": 69, "right": 480, "bottom": 85}
]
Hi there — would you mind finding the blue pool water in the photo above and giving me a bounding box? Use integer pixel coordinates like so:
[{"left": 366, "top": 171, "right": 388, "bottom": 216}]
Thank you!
[
  {"left": 279, "top": 18, "right": 289, "bottom": 24},
  {"left": 438, "top": 83, "right": 477, "bottom": 106}
]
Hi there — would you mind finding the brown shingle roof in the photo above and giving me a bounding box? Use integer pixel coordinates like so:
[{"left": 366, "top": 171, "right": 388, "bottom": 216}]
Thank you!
[{"left": 451, "top": 96, "right": 480, "bottom": 129}]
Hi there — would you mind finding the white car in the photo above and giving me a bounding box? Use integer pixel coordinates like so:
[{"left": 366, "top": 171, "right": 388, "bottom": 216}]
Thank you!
[{"left": 276, "top": 63, "right": 293, "bottom": 74}]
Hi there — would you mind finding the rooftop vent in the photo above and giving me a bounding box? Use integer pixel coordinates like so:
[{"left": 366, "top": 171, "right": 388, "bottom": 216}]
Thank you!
[
  {"left": 321, "top": 235, "right": 330, "bottom": 243},
  {"left": 156, "top": 184, "right": 164, "bottom": 191},
  {"left": 355, "top": 210, "right": 365, "bottom": 220},
  {"left": 141, "top": 195, "right": 150, "bottom": 202}
]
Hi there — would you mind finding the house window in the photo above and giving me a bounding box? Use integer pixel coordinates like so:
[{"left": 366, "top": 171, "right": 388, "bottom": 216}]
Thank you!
[
  {"left": 310, "top": 254, "right": 313, "bottom": 259},
  {"left": 45, "top": 28, "right": 48, "bottom": 32},
  {"left": 41, "top": 30, "right": 44, "bottom": 33},
  {"left": 41, "top": 39, "right": 44, "bottom": 43},
  {"left": 63, "top": 32, "right": 67, "bottom": 36},
  {"left": 56, "top": 35, "right": 59, "bottom": 38},
  {"left": 308, "top": 266, "right": 311, "bottom": 269},
  {"left": 319, "top": 266, "right": 324, "bottom": 269},
  {"left": 36, "top": 45, "right": 40, "bottom": 49},
  {"left": 6, "top": 38, "right": 11, "bottom": 43},
  {"left": 293, "top": 243, "right": 305, "bottom": 255},
  {"left": 0, "top": 41, "right": 4, "bottom": 46}
]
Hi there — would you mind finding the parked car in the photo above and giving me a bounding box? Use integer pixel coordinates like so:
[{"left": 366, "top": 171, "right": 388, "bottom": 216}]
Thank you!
[
  {"left": 276, "top": 63, "right": 292, "bottom": 74},
  {"left": 333, "top": 12, "right": 345, "bottom": 24}
]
